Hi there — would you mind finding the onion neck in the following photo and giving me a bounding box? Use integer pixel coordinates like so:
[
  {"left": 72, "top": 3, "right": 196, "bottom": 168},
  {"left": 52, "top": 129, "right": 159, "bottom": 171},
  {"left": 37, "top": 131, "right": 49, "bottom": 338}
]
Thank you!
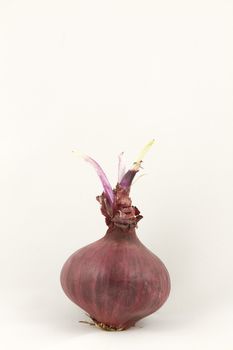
[{"left": 104, "top": 225, "right": 140, "bottom": 242}]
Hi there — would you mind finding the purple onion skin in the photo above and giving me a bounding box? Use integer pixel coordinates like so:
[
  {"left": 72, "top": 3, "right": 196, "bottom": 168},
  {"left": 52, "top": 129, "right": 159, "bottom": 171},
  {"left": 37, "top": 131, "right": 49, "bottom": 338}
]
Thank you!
[{"left": 60, "top": 226, "right": 170, "bottom": 330}]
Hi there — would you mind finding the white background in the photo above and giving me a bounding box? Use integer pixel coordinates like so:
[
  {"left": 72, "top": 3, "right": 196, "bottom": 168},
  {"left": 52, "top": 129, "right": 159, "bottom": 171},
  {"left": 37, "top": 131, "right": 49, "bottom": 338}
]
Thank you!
[{"left": 0, "top": 0, "right": 233, "bottom": 349}]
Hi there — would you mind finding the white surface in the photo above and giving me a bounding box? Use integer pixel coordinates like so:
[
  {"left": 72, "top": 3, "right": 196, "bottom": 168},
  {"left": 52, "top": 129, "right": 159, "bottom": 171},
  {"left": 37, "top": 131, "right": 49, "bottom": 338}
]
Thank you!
[{"left": 0, "top": 0, "right": 233, "bottom": 349}]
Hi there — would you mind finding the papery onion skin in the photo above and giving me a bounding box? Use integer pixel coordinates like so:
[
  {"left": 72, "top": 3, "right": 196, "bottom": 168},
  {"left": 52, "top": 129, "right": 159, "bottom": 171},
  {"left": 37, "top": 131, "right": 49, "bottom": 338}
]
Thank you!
[{"left": 60, "top": 225, "right": 170, "bottom": 330}]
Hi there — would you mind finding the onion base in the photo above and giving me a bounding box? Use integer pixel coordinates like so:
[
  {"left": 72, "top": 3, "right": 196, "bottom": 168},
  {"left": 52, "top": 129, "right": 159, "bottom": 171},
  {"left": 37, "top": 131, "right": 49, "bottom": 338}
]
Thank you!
[{"left": 80, "top": 315, "right": 128, "bottom": 331}]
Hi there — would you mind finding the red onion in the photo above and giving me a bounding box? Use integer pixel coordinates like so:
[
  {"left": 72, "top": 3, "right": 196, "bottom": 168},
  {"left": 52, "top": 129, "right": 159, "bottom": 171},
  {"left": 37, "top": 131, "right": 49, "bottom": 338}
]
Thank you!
[{"left": 61, "top": 141, "right": 170, "bottom": 331}]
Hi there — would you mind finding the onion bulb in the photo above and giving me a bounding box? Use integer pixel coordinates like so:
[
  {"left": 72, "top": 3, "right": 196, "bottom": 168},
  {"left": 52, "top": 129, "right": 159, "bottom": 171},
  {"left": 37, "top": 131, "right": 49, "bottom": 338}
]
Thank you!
[{"left": 60, "top": 140, "right": 170, "bottom": 331}]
